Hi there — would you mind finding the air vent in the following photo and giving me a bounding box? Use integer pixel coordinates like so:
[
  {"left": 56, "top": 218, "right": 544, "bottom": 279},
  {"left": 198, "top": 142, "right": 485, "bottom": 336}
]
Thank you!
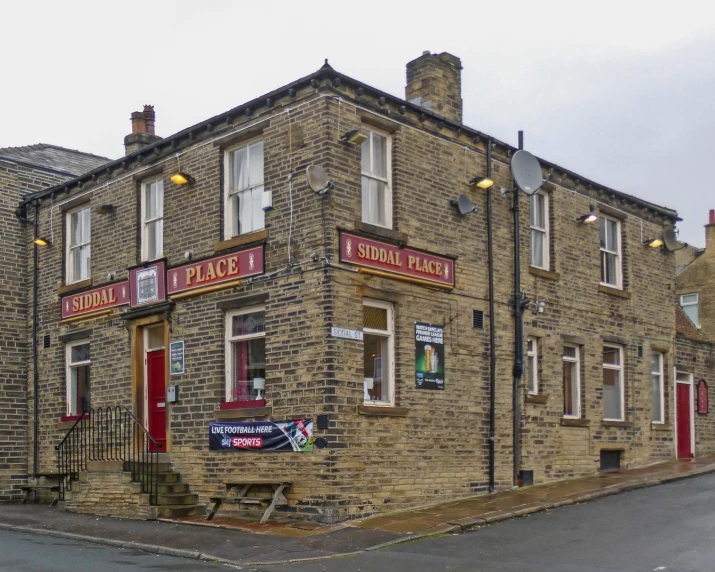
[
  {"left": 43, "top": 334, "right": 50, "bottom": 349},
  {"left": 600, "top": 450, "right": 622, "bottom": 472},
  {"left": 637, "top": 345, "right": 643, "bottom": 359},
  {"left": 472, "top": 310, "right": 484, "bottom": 330},
  {"left": 317, "top": 414, "right": 329, "bottom": 430}
]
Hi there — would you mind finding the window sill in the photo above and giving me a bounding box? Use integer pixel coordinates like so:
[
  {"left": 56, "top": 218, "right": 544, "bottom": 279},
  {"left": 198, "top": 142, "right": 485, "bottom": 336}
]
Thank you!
[
  {"left": 215, "top": 406, "right": 272, "bottom": 420},
  {"left": 58, "top": 279, "right": 92, "bottom": 295},
  {"left": 601, "top": 420, "right": 633, "bottom": 428},
  {"left": 560, "top": 418, "right": 589, "bottom": 427},
  {"left": 353, "top": 220, "right": 408, "bottom": 245},
  {"left": 526, "top": 394, "right": 548, "bottom": 404},
  {"left": 219, "top": 400, "right": 266, "bottom": 410},
  {"left": 598, "top": 284, "right": 631, "bottom": 299},
  {"left": 358, "top": 405, "right": 409, "bottom": 417},
  {"left": 57, "top": 414, "right": 90, "bottom": 430},
  {"left": 214, "top": 229, "right": 269, "bottom": 253},
  {"left": 528, "top": 267, "right": 560, "bottom": 281},
  {"left": 651, "top": 422, "right": 673, "bottom": 431}
]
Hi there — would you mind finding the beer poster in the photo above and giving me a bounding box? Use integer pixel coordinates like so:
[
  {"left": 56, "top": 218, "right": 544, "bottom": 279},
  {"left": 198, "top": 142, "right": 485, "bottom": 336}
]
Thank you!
[{"left": 415, "top": 322, "right": 445, "bottom": 390}]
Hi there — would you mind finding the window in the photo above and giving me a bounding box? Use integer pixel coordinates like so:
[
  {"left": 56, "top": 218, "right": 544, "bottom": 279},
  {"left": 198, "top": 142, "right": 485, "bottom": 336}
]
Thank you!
[
  {"left": 603, "top": 345, "right": 624, "bottom": 421},
  {"left": 599, "top": 216, "right": 622, "bottom": 288},
  {"left": 225, "top": 307, "right": 266, "bottom": 404},
  {"left": 652, "top": 352, "right": 665, "bottom": 423},
  {"left": 361, "top": 129, "right": 392, "bottom": 228},
  {"left": 680, "top": 293, "right": 699, "bottom": 327},
  {"left": 141, "top": 179, "right": 164, "bottom": 261},
  {"left": 66, "top": 205, "right": 91, "bottom": 283},
  {"left": 530, "top": 191, "right": 549, "bottom": 269},
  {"left": 363, "top": 299, "right": 394, "bottom": 405},
  {"left": 526, "top": 337, "right": 538, "bottom": 394},
  {"left": 563, "top": 345, "right": 580, "bottom": 417},
  {"left": 224, "top": 141, "right": 265, "bottom": 238},
  {"left": 66, "top": 340, "right": 90, "bottom": 417}
]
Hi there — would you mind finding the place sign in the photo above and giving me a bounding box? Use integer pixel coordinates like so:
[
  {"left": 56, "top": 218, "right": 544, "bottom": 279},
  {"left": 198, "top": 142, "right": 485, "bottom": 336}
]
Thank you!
[
  {"left": 331, "top": 327, "right": 363, "bottom": 341},
  {"left": 339, "top": 232, "right": 455, "bottom": 289},
  {"left": 61, "top": 281, "right": 129, "bottom": 320},
  {"left": 167, "top": 245, "right": 264, "bottom": 297}
]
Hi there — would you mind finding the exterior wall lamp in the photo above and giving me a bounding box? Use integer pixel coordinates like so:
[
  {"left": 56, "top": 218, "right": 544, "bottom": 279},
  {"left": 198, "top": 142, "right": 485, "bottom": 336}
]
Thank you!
[
  {"left": 33, "top": 237, "right": 51, "bottom": 246},
  {"left": 643, "top": 237, "right": 664, "bottom": 248},
  {"left": 341, "top": 129, "right": 369, "bottom": 145},
  {"left": 171, "top": 172, "right": 194, "bottom": 185},
  {"left": 576, "top": 204, "right": 598, "bottom": 224},
  {"left": 470, "top": 176, "right": 494, "bottom": 189}
]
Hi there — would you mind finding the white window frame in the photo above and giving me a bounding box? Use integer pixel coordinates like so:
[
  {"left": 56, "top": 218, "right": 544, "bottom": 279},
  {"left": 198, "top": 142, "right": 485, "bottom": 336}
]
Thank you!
[
  {"left": 224, "top": 306, "right": 266, "bottom": 403},
  {"left": 360, "top": 128, "right": 392, "bottom": 229},
  {"left": 563, "top": 344, "right": 581, "bottom": 419},
  {"left": 652, "top": 352, "right": 665, "bottom": 424},
  {"left": 680, "top": 293, "right": 699, "bottom": 327},
  {"left": 599, "top": 216, "right": 622, "bottom": 289},
  {"left": 141, "top": 178, "right": 164, "bottom": 262},
  {"left": 223, "top": 140, "right": 265, "bottom": 239},
  {"left": 65, "top": 205, "right": 91, "bottom": 284},
  {"left": 602, "top": 344, "right": 625, "bottom": 421},
  {"left": 530, "top": 191, "right": 549, "bottom": 270},
  {"left": 526, "top": 337, "right": 538, "bottom": 395},
  {"left": 362, "top": 299, "right": 395, "bottom": 406},
  {"left": 65, "top": 339, "right": 90, "bottom": 417}
]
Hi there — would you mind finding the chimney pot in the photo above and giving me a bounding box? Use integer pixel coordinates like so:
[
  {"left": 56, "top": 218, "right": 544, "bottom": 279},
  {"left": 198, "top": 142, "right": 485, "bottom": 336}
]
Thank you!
[
  {"left": 131, "top": 112, "right": 146, "bottom": 134},
  {"left": 709, "top": 209, "right": 714, "bottom": 225},
  {"left": 406, "top": 51, "right": 463, "bottom": 124},
  {"left": 124, "top": 105, "right": 161, "bottom": 156},
  {"left": 143, "top": 105, "right": 156, "bottom": 135}
]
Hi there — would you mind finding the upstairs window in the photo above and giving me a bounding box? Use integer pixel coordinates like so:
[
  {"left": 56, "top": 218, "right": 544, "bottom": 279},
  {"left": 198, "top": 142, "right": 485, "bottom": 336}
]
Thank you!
[
  {"left": 563, "top": 345, "right": 580, "bottom": 418},
  {"left": 600, "top": 216, "right": 622, "bottom": 288},
  {"left": 363, "top": 299, "right": 394, "bottom": 405},
  {"left": 680, "top": 293, "right": 699, "bottom": 327},
  {"left": 530, "top": 191, "right": 549, "bottom": 270},
  {"left": 603, "top": 345, "right": 624, "bottom": 421},
  {"left": 225, "top": 141, "right": 264, "bottom": 239},
  {"left": 66, "top": 205, "right": 91, "bottom": 283},
  {"left": 141, "top": 179, "right": 164, "bottom": 261},
  {"left": 361, "top": 130, "right": 392, "bottom": 228},
  {"left": 66, "top": 340, "right": 90, "bottom": 418},
  {"left": 225, "top": 307, "right": 266, "bottom": 404}
]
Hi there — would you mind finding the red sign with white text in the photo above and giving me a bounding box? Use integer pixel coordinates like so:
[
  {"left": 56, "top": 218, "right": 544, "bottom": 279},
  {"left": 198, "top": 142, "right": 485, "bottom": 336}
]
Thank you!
[
  {"left": 167, "top": 245, "right": 264, "bottom": 296},
  {"left": 339, "top": 233, "right": 455, "bottom": 288},
  {"left": 61, "top": 281, "right": 130, "bottom": 320}
]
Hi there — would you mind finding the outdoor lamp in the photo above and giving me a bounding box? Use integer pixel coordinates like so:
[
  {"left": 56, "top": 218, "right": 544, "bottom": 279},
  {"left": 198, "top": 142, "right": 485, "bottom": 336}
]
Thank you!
[
  {"left": 643, "top": 238, "right": 663, "bottom": 248},
  {"left": 33, "top": 236, "right": 51, "bottom": 246},
  {"left": 171, "top": 172, "right": 194, "bottom": 185},
  {"left": 341, "top": 129, "right": 369, "bottom": 145},
  {"left": 577, "top": 204, "right": 598, "bottom": 224},
  {"left": 470, "top": 176, "right": 494, "bottom": 189}
]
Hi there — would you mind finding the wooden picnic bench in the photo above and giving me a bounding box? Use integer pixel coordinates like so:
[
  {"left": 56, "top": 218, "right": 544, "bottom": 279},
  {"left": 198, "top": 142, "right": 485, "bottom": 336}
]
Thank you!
[
  {"left": 21, "top": 473, "right": 63, "bottom": 506},
  {"left": 207, "top": 480, "right": 292, "bottom": 524}
]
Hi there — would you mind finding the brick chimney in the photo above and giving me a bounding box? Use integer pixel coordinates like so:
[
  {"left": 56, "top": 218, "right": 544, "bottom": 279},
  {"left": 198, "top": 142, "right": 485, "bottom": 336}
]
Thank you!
[
  {"left": 406, "top": 51, "right": 463, "bottom": 124},
  {"left": 706, "top": 209, "right": 715, "bottom": 252},
  {"left": 124, "top": 105, "right": 161, "bottom": 155}
]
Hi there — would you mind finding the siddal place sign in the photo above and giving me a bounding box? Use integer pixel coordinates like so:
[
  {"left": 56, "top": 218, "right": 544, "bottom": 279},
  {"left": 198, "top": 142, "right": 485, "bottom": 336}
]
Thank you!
[
  {"left": 61, "top": 281, "right": 130, "bottom": 320},
  {"left": 167, "top": 245, "right": 264, "bottom": 298},
  {"left": 339, "top": 232, "right": 455, "bottom": 289}
]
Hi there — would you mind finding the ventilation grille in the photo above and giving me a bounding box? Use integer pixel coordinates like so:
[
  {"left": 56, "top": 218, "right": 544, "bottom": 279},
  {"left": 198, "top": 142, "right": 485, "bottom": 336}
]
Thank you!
[
  {"left": 43, "top": 334, "right": 50, "bottom": 349},
  {"left": 472, "top": 310, "right": 484, "bottom": 330},
  {"left": 637, "top": 345, "right": 643, "bottom": 359}
]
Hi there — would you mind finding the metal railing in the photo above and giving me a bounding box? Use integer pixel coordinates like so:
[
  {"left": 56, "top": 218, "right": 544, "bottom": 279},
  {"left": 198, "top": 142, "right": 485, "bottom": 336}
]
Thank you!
[{"left": 56, "top": 406, "right": 162, "bottom": 505}]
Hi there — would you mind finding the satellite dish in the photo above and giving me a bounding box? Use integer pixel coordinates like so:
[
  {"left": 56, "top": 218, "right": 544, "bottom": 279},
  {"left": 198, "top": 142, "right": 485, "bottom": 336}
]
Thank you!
[
  {"left": 451, "top": 194, "right": 478, "bottom": 216},
  {"left": 663, "top": 226, "right": 679, "bottom": 252},
  {"left": 306, "top": 165, "right": 334, "bottom": 194},
  {"left": 511, "top": 150, "right": 543, "bottom": 196}
]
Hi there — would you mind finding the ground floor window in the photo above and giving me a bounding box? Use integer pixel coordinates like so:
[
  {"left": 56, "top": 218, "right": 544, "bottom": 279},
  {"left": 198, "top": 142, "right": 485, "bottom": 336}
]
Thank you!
[
  {"left": 563, "top": 345, "right": 580, "bottom": 417},
  {"left": 363, "top": 299, "right": 394, "bottom": 405},
  {"left": 225, "top": 307, "right": 266, "bottom": 404},
  {"left": 66, "top": 340, "right": 90, "bottom": 417},
  {"left": 603, "top": 345, "right": 624, "bottom": 421},
  {"left": 526, "top": 337, "right": 538, "bottom": 394},
  {"left": 652, "top": 352, "right": 665, "bottom": 423}
]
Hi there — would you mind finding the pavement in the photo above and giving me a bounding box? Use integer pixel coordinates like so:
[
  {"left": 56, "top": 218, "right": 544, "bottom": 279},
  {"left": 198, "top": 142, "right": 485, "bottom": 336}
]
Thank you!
[{"left": 1, "top": 454, "right": 714, "bottom": 568}]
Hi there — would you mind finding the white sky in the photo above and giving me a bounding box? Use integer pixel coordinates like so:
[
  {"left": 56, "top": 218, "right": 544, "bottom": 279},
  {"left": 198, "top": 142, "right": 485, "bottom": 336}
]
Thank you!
[{"left": 3, "top": 0, "right": 714, "bottom": 245}]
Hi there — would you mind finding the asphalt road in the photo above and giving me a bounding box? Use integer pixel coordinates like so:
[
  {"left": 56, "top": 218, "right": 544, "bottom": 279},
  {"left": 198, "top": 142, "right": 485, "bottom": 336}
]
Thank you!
[{"left": 257, "top": 472, "right": 715, "bottom": 572}]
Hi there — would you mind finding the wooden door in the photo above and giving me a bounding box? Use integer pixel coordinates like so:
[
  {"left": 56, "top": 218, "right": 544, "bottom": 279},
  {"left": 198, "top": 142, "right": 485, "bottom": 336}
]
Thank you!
[
  {"left": 676, "top": 383, "right": 693, "bottom": 459},
  {"left": 147, "top": 349, "right": 166, "bottom": 453}
]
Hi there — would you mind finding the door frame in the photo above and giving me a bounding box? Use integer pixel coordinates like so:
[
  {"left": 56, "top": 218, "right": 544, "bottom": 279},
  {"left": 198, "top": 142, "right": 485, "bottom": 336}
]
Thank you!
[{"left": 674, "top": 368, "right": 695, "bottom": 458}]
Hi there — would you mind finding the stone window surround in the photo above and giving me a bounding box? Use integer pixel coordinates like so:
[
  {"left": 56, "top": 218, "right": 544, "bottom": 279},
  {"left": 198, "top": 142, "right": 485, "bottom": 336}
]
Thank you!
[
  {"left": 223, "top": 305, "right": 266, "bottom": 410},
  {"left": 65, "top": 203, "right": 92, "bottom": 285}
]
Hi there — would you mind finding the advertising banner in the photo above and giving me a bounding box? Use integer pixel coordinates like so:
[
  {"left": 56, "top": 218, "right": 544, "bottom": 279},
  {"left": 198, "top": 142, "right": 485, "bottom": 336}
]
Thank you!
[
  {"left": 415, "top": 322, "right": 445, "bottom": 390},
  {"left": 170, "top": 341, "right": 185, "bottom": 375},
  {"left": 339, "top": 232, "right": 455, "bottom": 289},
  {"left": 61, "top": 281, "right": 130, "bottom": 320},
  {"left": 209, "top": 419, "right": 314, "bottom": 452}
]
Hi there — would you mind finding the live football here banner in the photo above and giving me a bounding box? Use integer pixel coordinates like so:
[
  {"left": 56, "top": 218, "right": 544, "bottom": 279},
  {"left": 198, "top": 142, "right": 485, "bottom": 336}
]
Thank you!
[{"left": 209, "top": 419, "right": 314, "bottom": 452}]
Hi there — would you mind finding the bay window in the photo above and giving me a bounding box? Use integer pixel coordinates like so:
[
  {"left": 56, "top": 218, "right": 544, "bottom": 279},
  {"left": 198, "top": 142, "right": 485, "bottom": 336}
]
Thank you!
[
  {"left": 363, "top": 299, "right": 394, "bottom": 405},
  {"left": 225, "top": 307, "right": 266, "bottom": 405},
  {"left": 224, "top": 141, "right": 265, "bottom": 239}
]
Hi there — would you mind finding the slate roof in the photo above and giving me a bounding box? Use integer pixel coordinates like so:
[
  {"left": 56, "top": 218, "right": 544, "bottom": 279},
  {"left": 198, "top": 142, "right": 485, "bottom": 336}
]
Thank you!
[{"left": 0, "top": 144, "right": 109, "bottom": 177}]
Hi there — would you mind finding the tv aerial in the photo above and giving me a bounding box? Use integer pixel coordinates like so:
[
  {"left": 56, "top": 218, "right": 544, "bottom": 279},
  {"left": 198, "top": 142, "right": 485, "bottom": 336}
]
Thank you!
[
  {"left": 451, "top": 194, "right": 479, "bottom": 216},
  {"left": 306, "top": 165, "right": 335, "bottom": 195},
  {"left": 511, "top": 150, "right": 544, "bottom": 196},
  {"left": 663, "top": 225, "right": 680, "bottom": 252}
]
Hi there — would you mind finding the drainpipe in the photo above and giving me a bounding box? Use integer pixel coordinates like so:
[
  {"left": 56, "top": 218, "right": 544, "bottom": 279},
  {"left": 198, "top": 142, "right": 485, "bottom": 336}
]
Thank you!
[
  {"left": 487, "top": 140, "right": 497, "bottom": 494},
  {"left": 33, "top": 201, "right": 39, "bottom": 476}
]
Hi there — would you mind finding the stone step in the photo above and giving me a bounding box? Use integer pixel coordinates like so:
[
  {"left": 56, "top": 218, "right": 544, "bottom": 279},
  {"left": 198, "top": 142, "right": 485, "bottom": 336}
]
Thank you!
[
  {"left": 132, "top": 471, "right": 181, "bottom": 485},
  {"left": 156, "top": 482, "right": 189, "bottom": 495},
  {"left": 156, "top": 504, "right": 206, "bottom": 519},
  {"left": 155, "top": 492, "right": 198, "bottom": 506},
  {"left": 124, "top": 461, "right": 173, "bottom": 473}
]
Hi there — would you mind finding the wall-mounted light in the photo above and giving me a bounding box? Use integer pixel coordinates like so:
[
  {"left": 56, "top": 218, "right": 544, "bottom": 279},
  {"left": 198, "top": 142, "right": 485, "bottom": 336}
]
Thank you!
[
  {"left": 643, "top": 237, "right": 663, "bottom": 248},
  {"left": 470, "top": 176, "right": 494, "bottom": 189},
  {"left": 171, "top": 172, "right": 194, "bottom": 185},
  {"left": 97, "top": 204, "right": 117, "bottom": 215},
  {"left": 184, "top": 251, "right": 193, "bottom": 260},
  {"left": 341, "top": 129, "right": 369, "bottom": 145},
  {"left": 576, "top": 204, "right": 598, "bottom": 224},
  {"left": 33, "top": 237, "right": 51, "bottom": 247}
]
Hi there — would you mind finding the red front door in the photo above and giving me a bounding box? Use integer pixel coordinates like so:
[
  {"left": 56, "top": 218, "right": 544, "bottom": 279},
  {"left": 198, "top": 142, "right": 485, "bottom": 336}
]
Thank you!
[
  {"left": 676, "top": 383, "right": 692, "bottom": 459},
  {"left": 147, "top": 349, "right": 166, "bottom": 453}
]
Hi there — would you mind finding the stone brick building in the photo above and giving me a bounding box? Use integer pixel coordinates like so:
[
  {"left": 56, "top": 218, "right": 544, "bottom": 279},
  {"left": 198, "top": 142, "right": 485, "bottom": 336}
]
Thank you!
[
  {"left": 17, "top": 53, "right": 706, "bottom": 521},
  {"left": 0, "top": 144, "right": 108, "bottom": 500}
]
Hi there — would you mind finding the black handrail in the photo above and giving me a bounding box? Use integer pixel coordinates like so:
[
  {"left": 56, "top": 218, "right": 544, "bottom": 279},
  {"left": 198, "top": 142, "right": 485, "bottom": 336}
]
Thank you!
[{"left": 56, "top": 406, "right": 163, "bottom": 505}]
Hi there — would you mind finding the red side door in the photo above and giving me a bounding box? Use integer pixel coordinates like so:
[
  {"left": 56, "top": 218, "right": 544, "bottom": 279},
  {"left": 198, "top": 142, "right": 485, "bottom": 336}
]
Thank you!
[
  {"left": 676, "top": 383, "right": 692, "bottom": 459},
  {"left": 147, "top": 349, "right": 166, "bottom": 453}
]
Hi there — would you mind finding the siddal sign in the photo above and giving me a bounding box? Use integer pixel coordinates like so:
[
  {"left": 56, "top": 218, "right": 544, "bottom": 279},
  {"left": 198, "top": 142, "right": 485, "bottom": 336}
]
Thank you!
[
  {"left": 339, "top": 232, "right": 455, "bottom": 289},
  {"left": 61, "top": 282, "right": 130, "bottom": 320}
]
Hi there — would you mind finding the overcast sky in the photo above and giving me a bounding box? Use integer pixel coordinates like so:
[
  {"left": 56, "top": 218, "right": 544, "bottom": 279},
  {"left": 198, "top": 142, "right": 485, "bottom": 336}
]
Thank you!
[{"left": 2, "top": 1, "right": 713, "bottom": 245}]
